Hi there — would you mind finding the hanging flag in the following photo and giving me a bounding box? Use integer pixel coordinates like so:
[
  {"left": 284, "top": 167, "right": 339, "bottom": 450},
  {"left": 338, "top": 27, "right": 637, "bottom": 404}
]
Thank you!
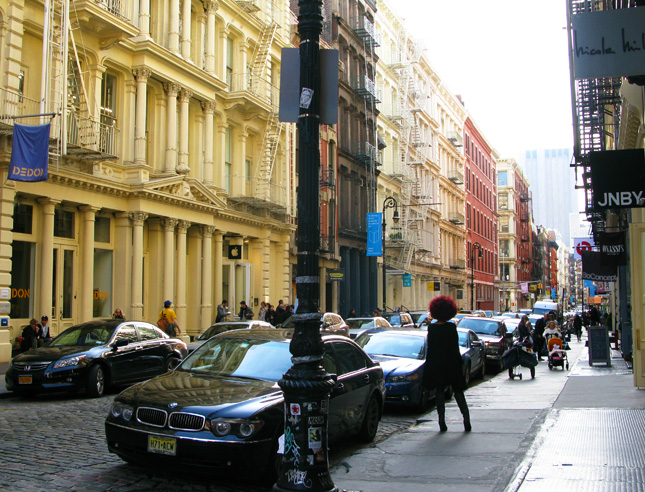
[
  {"left": 580, "top": 250, "right": 617, "bottom": 282},
  {"left": 520, "top": 283, "right": 528, "bottom": 294},
  {"left": 598, "top": 231, "right": 627, "bottom": 266},
  {"left": 8, "top": 123, "right": 50, "bottom": 182}
]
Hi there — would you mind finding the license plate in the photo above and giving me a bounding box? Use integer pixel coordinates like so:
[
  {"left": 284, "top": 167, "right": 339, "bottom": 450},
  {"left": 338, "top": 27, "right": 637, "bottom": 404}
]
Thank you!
[
  {"left": 147, "top": 435, "right": 176, "bottom": 456},
  {"left": 18, "top": 375, "right": 32, "bottom": 384}
]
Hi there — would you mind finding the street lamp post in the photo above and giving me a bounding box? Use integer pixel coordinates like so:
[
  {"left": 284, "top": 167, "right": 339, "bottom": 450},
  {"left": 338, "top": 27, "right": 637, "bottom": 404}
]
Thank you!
[
  {"left": 470, "top": 242, "right": 482, "bottom": 311},
  {"left": 382, "top": 196, "right": 399, "bottom": 312}
]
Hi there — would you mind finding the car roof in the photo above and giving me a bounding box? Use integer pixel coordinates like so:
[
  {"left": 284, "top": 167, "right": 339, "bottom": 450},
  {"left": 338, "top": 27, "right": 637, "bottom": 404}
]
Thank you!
[
  {"left": 212, "top": 327, "right": 351, "bottom": 344},
  {"left": 362, "top": 328, "right": 426, "bottom": 337}
]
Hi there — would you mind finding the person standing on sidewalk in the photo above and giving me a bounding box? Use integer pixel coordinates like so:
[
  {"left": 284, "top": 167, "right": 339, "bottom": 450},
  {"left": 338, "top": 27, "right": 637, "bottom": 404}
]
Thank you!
[
  {"left": 423, "top": 295, "right": 471, "bottom": 432},
  {"left": 573, "top": 313, "right": 583, "bottom": 342},
  {"left": 158, "top": 300, "right": 181, "bottom": 337},
  {"left": 533, "top": 312, "right": 548, "bottom": 361}
]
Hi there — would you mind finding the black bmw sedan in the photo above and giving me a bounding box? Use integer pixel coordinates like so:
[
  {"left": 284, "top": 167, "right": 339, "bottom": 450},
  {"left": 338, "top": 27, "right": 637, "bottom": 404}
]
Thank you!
[
  {"left": 5, "top": 320, "right": 187, "bottom": 397},
  {"left": 105, "top": 329, "right": 385, "bottom": 482}
]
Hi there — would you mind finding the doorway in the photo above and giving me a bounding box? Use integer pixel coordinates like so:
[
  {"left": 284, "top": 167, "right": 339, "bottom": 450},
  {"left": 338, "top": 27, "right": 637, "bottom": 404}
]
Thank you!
[{"left": 51, "top": 246, "right": 77, "bottom": 335}]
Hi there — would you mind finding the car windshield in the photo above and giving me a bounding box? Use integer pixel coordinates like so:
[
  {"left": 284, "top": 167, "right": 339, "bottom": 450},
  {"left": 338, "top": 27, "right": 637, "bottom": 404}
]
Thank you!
[
  {"left": 410, "top": 313, "right": 427, "bottom": 323},
  {"left": 458, "top": 318, "right": 503, "bottom": 336},
  {"left": 179, "top": 338, "right": 292, "bottom": 381},
  {"left": 355, "top": 333, "right": 425, "bottom": 360},
  {"left": 347, "top": 319, "right": 374, "bottom": 329},
  {"left": 198, "top": 323, "right": 246, "bottom": 341},
  {"left": 532, "top": 307, "right": 552, "bottom": 315},
  {"left": 50, "top": 324, "right": 115, "bottom": 346},
  {"left": 382, "top": 314, "right": 402, "bottom": 325}
]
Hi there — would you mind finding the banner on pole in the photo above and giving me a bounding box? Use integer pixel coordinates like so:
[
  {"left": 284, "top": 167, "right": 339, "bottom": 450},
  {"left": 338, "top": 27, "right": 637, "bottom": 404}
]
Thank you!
[
  {"left": 8, "top": 123, "right": 50, "bottom": 182},
  {"left": 581, "top": 250, "right": 617, "bottom": 282}
]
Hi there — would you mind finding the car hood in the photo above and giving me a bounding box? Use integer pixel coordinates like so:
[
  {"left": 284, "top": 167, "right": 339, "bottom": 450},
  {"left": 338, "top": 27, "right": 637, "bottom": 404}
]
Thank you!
[
  {"left": 117, "top": 370, "right": 284, "bottom": 417},
  {"left": 475, "top": 334, "right": 503, "bottom": 343},
  {"left": 368, "top": 355, "right": 424, "bottom": 377},
  {"left": 12, "top": 345, "right": 98, "bottom": 362}
]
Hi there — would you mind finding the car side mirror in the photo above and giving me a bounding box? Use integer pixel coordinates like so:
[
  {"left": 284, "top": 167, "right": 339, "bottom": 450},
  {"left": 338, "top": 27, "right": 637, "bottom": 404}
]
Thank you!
[
  {"left": 113, "top": 339, "right": 129, "bottom": 350},
  {"left": 471, "top": 340, "right": 483, "bottom": 347}
]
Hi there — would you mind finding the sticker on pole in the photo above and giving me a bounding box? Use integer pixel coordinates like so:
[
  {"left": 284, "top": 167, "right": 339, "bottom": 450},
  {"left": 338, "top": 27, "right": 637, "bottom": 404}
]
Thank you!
[
  {"left": 290, "top": 403, "right": 301, "bottom": 416},
  {"left": 300, "top": 88, "right": 314, "bottom": 109}
]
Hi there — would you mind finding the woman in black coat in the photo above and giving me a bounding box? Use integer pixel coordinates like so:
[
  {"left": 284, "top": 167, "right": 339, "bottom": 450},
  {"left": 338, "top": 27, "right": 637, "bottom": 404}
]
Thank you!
[{"left": 423, "top": 296, "right": 471, "bottom": 432}]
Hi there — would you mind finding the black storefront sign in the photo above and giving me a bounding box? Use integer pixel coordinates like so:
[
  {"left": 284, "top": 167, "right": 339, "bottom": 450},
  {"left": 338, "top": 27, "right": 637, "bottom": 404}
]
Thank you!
[
  {"left": 228, "top": 245, "right": 242, "bottom": 260},
  {"left": 589, "top": 149, "right": 645, "bottom": 210},
  {"left": 580, "top": 250, "right": 617, "bottom": 282},
  {"left": 598, "top": 231, "right": 627, "bottom": 266}
]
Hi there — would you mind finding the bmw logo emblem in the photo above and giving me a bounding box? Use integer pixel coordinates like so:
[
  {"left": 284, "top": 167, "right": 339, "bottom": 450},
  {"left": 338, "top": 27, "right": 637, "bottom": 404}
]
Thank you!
[{"left": 168, "top": 402, "right": 178, "bottom": 409}]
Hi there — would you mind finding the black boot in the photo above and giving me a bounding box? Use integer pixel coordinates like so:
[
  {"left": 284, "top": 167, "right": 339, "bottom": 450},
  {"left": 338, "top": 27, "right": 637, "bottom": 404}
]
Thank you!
[{"left": 439, "top": 417, "right": 447, "bottom": 432}]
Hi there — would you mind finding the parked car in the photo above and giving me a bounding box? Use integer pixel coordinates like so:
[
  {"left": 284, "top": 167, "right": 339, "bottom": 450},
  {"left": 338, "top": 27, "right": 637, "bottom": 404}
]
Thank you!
[
  {"left": 498, "top": 316, "right": 522, "bottom": 336},
  {"left": 280, "top": 312, "right": 349, "bottom": 337},
  {"left": 105, "top": 329, "right": 384, "bottom": 482},
  {"left": 457, "top": 328, "right": 486, "bottom": 385},
  {"left": 409, "top": 311, "right": 430, "bottom": 327},
  {"left": 6, "top": 320, "right": 187, "bottom": 397},
  {"left": 187, "top": 320, "right": 274, "bottom": 352},
  {"left": 456, "top": 316, "right": 511, "bottom": 371},
  {"left": 346, "top": 317, "right": 392, "bottom": 339},
  {"left": 380, "top": 311, "right": 415, "bottom": 328}
]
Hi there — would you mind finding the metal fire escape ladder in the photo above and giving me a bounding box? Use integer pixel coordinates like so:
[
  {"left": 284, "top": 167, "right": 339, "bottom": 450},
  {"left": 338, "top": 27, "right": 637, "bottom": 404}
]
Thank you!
[{"left": 250, "top": 23, "right": 278, "bottom": 92}]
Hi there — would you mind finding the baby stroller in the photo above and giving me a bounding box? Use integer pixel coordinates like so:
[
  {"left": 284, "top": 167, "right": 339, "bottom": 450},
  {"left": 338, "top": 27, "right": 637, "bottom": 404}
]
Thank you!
[
  {"left": 503, "top": 340, "right": 537, "bottom": 380},
  {"left": 547, "top": 337, "right": 569, "bottom": 370}
]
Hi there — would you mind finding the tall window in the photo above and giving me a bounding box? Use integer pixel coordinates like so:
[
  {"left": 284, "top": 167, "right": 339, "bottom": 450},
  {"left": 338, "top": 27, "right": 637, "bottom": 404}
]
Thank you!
[
  {"left": 225, "top": 127, "right": 232, "bottom": 193},
  {"left": 226, "top": 37, "right": 234, "bottom": 89},
  {"left": 500, "top": 216, "right": 509, "bottom": 233},
  {"left": 10, "top": 241, "right": 35, "bottom": 319},
  {"left": 498, "top": 193, "right": 508, "bottom": 210},
  {"left": 100, "top": 72, "right": 117, "bottom": 154},
  {"left": 498, "top": 171, "right": 507, "bottom": 186}
]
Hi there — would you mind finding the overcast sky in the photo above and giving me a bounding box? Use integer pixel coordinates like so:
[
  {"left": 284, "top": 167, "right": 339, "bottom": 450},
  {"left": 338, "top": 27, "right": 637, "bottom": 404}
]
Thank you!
[{"left": 390, "top": 0, "right": 574, "bottom": 160}]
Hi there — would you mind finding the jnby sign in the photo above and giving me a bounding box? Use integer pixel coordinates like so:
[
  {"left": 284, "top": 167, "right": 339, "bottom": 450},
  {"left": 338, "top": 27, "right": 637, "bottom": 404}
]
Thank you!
[
  {"left": 589, "top": 149, "right": 645, "bottom": 210},
  {"left": 571, "top": 7, "right": 645, "bottom": 79}
]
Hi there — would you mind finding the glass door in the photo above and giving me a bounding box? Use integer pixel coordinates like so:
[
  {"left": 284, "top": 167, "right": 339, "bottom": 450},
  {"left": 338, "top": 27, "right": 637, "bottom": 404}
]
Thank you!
[{"left": 51, "top": 246, "right": 77, "bottom": 334}]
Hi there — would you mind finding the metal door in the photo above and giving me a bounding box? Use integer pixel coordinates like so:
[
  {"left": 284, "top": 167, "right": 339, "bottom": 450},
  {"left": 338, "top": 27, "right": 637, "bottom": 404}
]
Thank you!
[{"left": 51, "top": 246, "right": 77, "bottom": 336}]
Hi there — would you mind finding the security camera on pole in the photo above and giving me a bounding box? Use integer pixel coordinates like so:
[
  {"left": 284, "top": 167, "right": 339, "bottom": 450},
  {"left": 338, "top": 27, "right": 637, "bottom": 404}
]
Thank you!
[{"left": 275, "top": 1, "right": 338, "bottom": 491}]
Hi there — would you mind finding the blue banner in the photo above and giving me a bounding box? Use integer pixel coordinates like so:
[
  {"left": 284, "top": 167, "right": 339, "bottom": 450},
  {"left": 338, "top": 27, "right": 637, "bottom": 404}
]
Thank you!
[
  {"left": 9, "top": 123, "right": 50, "bottom": 182},
  {"left": 403, "top": 273, "right": 411, "bottom": 287},
  {"left": 366, "top": 213, "right": 382, "bottom": 256}
]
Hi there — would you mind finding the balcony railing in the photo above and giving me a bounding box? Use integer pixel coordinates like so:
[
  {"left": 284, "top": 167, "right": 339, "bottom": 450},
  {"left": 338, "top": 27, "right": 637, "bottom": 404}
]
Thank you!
[
  {"left": 448, "top": 212, "right": 464, "bottom": 225},
  {"left": 67, "top": 112, "right": 119, "bottom": 158},
  {"left": 350, "top": 15, "right": 381, "bottom": 46},
  {"left": 450, "top": 258, "right": 466, "bottom": 269},
  {"left": 354, "top": 141, "right": 382, "bottom": 165},
  {"left": 446, "top": 130, "right": 463, "bottom": 147},
  {"left": 352, "top": 75, "right": 381, "bottom": 103},
  {"left": 228, "top": 73, "right": 279, "bottom": 112},
  {"left": 448, "top": 169, "right": 464, "bottom": 184},
  {"left": 0, "top": 88, "right": 47, "bottom": 133},
  {"left": 228, "top": 176, "right": 288, "bottom": 211}
]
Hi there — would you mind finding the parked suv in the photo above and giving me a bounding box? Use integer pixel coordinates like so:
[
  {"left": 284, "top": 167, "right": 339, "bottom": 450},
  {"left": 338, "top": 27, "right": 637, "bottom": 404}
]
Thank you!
[
  {"left": 380, "top": 311, "right": 415, "bottom": 328},
  {"left": 456, "top": 316, "right": 512, "bottom": 370},
  {"left": 281, "top": 312, "right": 349, "bottom": 337}
]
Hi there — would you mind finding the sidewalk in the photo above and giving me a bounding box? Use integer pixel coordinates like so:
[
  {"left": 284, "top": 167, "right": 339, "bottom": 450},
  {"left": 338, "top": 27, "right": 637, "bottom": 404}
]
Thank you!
[{"left": 330, "top": 337, "right": 645, "bottom": 492}]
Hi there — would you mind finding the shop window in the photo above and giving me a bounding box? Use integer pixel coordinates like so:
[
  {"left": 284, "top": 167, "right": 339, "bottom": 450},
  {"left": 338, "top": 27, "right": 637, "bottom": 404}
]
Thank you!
[
  {"left": 10, "top": 241, "right": 35, "bottom": 319},
  {"left": 93, "top": 249, "right": 113, "bottom": 318},
  {"left": 54, "top": 209, "right": 75, "bottom": 238},
  {"left": 95, "top": 216, "right": 111, "bottom": 243},
  {"left": 12, "top": 203, "right": 33, "bottom": 234}
]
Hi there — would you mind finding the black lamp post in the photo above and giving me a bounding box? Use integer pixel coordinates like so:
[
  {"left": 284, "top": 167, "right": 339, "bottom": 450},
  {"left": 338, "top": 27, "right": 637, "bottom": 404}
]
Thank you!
[
  {"left": 273, "top": 1, "right": 336, "bottom": 491},
  {"left": 381, "top": 196, "right": 399, "bottom": 312},
  {"left": 470, "top": 242, "right": 482, "bottom": 311}
]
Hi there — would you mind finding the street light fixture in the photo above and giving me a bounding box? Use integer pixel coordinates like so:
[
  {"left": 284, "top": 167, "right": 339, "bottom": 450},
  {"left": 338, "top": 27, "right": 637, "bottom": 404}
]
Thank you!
[
  {"left": 382, "top": 196, "right": 399, "bottom": 312},
  {"left": 470, "top": 241, "right": 483, "bottom": 311}
]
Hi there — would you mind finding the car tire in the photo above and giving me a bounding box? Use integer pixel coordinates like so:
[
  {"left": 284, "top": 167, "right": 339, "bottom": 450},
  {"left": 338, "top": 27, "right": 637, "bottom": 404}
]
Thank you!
[
  {"left": 356, "top": 395, "right": 380, "bottom": 443},
  {"left": 165, "top": 356, "right": 180, "bottom": 371},
  {"left": 86, "top": 364, "right": 106, "bottom": 398},
  {"left": 478, "top": 358, "right": 486, "bottom": 379}
]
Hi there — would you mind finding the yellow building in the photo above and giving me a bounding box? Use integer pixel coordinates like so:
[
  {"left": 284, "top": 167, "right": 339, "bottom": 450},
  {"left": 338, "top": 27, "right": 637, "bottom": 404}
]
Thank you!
[{"left": 0, "top": 0, "right": 298, "bottom": 360}]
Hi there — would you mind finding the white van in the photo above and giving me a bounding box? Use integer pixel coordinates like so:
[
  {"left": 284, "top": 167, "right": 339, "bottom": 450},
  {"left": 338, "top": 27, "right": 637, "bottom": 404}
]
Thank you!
[{"left": 531, "top": 300, "right": 562, "bottom": 322}]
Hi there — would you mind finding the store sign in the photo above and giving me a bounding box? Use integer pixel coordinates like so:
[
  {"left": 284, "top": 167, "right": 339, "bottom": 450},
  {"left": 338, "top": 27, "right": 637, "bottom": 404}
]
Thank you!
[
  {"left": 571, "top": 7, "right": 645, "bottom": 79},
  {"left": 327, "top": 269, "right": 344, "bottom": 282},
  {"left": 589, "top": 150, "right": 645, "bottom": 210},
  {"left": 573, "top": 237, "right": 594, "bottom": 260},
  {"left": 598, "top": 231, "right": 627, "bottom": 266}
]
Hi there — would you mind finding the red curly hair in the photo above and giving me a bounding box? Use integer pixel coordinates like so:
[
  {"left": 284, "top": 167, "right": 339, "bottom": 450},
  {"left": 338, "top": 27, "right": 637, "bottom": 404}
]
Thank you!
[{"left": 429, "top": 295, "right": 458, "bottom": 322}]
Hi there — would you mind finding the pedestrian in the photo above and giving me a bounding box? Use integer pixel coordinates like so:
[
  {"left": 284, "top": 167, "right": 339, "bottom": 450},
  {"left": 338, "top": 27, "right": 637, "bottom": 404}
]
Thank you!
[
  {"left": 238, "top": 300, "right": 254, "bottom": 321},
  {"left": 158, "top": 300, "right": 181, "bottom": 337},
  {"left": 543, "top": 320, "right": 562, "bottom": 341},
  {"left": 275, "top": 300, "right": 286, "bottom": 324},
  {"left": 112, "top": 308, "right": 125, "bottom": 320},
  {"left": 573, "top": 313, "right": 583, "bottom": 342},
  {"left": 258, "top": 301, "right": 268, "bottom": 321},
  {"left": 21, "top": 319, "right": 40, "bottom": 351},
  {"left": 348, "top": 309, "right": 357, "bottom": 318},
  {"left": 39, "top": 315, "right": 53, "bottom": 345},
  {"left": 265, "top": 304, "right": 276, "bottom": 325},
  {"left": 533, "top": 312, "right": 548, "bottom": 361},
  {"left": 284, "top": 304, "right": 294, "bottom": 321},
  {"left": 423, "top": 295, "right": 471, "bottom": 432},
  {"left": 517, "top": 315, "right": 532, "bottom": 345},
  {"left": 216, "top": 300, "right": 230, "bottom": 323}
]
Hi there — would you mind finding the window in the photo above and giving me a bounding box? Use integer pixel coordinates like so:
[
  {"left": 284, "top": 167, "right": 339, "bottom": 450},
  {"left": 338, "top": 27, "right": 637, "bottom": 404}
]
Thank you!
[
  {"left": 93, "top": 249, "right": 113, "bottom": 318},
  {"left": 332, "top": 342, "right": 367, "bottom": 374},
  {"left": 225, "top": 127, "right": 232, "bottom": 193},
  {"left": 499, "top": 193, "right": 508, "bottom": 210},
  {"left": 12, "top": 203, "right": 33, "bottom": 234},
  {"left": 226, "top": 37, "right": 234, "bottom": 88},
  {"left": 116, "top": 325, "right": 139, "bottom": 342},
  {"left": 18, "top": 70, "right": 25, "bottom": 100},
  {"left": 500, "top": 216, "right": 509, "bottom": 233},
  {"left": 95, "top": 216, "right": 111, "bottom": 243},
  {"left": 10, "top": 241, "right": 35, "bottom": 318},
  {"left": 100, "top": 72, "right": 117, "bottom": 153},
  {"left": 498, "top": 171, "right": 507, "bottom": 186},
  {"left": 54, "top": 209, "right": 75, "bottom": 238},
  {"left": 139, "top": 325, "right": 161, "bottom": 341}
]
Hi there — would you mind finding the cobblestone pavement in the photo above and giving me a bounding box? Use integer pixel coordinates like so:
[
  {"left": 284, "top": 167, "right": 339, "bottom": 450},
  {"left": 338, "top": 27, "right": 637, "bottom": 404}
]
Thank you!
[{"left": 0, "top": 390, "right": 420, "bottom": 492}]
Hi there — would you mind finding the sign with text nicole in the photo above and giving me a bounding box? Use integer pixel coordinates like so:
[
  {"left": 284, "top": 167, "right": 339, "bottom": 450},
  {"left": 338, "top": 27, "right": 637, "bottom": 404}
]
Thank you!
[
  {"left": 589, "top": 149, "right": 645, "bottom": 210},
  {"left": 571, "top": 7, "right": 645, "bottom": 79}
]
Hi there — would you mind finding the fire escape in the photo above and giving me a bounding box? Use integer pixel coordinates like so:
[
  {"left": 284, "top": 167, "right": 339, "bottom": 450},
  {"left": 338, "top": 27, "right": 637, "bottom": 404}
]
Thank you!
[{"left": 569, "top": 0, "right": 623, "bottom": 240}]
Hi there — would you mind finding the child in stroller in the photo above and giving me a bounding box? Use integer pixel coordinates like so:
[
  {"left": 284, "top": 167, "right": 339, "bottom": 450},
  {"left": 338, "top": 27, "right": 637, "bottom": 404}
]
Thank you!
[{"left": 547, "top": 337, "right": 569, "bottom": 370}]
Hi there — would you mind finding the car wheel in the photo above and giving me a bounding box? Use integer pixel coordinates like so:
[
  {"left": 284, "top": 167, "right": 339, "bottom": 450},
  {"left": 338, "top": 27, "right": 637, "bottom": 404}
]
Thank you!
[
  {"left": 86, "top": 364, "right": 105, "bottom": 398},
  {"left": 464, "top": 363, "right": 471, "bottom": 387},
  {"left": 165, "top": 356, "right": 180, "bottom": 371},
  {"left": 478, "top": 357, "right": 486, "bottom": 379},
  {"left": 356, "top": 395, "right": 380, "bottom": 443}
]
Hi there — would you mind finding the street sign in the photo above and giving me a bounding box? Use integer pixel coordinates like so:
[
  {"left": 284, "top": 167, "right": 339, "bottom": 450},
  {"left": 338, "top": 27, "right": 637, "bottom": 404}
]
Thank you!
[
  {"left": 403, "top": 274, "right": 411, "bottom": 287},
  {"left": 386, "top": 269, "right": 405, "bottom": 275}
]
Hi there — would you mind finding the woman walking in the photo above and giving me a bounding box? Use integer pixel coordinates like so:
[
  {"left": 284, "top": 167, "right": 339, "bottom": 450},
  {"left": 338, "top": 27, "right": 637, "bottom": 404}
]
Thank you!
[{"left": 423, "top": 295, "right": 471, "bottom": 432}]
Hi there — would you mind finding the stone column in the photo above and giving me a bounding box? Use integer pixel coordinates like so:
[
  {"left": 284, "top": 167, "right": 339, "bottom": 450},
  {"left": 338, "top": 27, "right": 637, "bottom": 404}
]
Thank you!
[
  {"left": 218, "top": 28, "right": 229, "bottom": 82},
  {"left": 38, "top": 199, "right": 59, "bottom": 321},
  {"left": 162, "top": 218, "right": 178, "bottom": 301},
  {"left": 177, "top": 88, "right": 192, "bottom": 174},
  {"left": 201, "top": 101, "right": 215, "bottom": 186},
  {"left": 80, "top": 206, "right": 100, "bottom": 321},
  {"left": 169, "top": 0, "right": 180, "bottom": 53},
  {"left": 114, "top": 214, "right": 132, "bottom": 315},
  {"left": 133, "top": 68, "right": 151, "bottom": 165},
  {"left": 181, "top": 0, "right": 192, "bottom": 60},
  {"left": 89, "top": 64, "right": 106, "bottom": 126},
  {"left": 217, "top": 123, "right": 227, "bottom": 188},
  {"left": 281, "top": 234, "right": 291, "bottom": 302},
  {"left": 204, "top": 1, "right": 218, "bottom": 75},
  {"left": 260, "top": 231, "right": 271, "bottom": 302},
  {"left": 163, "top": 83, "right": 180, "bottom": 174},
  {"left": 239, "top": 40, "right": 249, "bottom": 90},
  {"left": 130, "top": 212, "right": 148, "bottom": 320},
  {"left": 201, "top": 226, "right": 215, "bottom": 328},
  {"left": 175, "top": 220, "right": 190, "bottom": 325},
  {"left": 137, "top": 0, "right": 151, "bottom": 38},
  {"left": 213, "top": 231, "right": 223, "bottom": 309},
  {"left": 232, "top": 130, "right": 248, "bottom": 195}
]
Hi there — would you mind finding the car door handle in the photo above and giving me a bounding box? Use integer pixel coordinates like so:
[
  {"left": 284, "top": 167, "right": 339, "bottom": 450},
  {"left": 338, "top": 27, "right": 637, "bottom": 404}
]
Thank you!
[
  {"left": 363, "top": 375, "right": 370, "bottom": 384},
  {"left": 135, "top": 346, "right": 143, "bottom": 350},
  {"left": 336, "top": 383, "right": 345, "bottom": 392}
]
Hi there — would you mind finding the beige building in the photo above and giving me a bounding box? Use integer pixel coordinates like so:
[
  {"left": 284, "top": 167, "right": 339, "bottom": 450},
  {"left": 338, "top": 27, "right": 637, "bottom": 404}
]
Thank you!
[
  {"left": 375, "top": 0, "right": 467, "bottom": 311},
  {"left": 0, "top": 0, "right": 298, "bottom": 360}
]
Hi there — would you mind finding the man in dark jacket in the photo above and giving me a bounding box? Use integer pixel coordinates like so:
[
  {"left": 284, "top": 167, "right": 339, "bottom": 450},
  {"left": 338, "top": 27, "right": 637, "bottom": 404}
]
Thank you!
[
  {"left": 533, "top": 313, "right": 548, "bottom": 361},
  {"left": 238, "top": 301, "right": 254, "bottom": 320},
  {"left": 21, "top": 319, "right": 40, "bottom": 352}
]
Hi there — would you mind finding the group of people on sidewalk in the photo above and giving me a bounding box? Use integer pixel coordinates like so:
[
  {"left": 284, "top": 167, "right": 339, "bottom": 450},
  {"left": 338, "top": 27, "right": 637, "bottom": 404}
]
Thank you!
[
  {"left": 20, "top": 316, "right": 53, "bottom": 351},
  {"left": 214, "top": 299, "right": 295, "bottom": 325}
]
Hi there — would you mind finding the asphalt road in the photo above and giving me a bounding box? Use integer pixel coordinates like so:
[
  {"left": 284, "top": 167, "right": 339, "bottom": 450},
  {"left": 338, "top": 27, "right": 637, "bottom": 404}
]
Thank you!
[{"left": 1, "top": 378, "right": 474, "bottom": 492}]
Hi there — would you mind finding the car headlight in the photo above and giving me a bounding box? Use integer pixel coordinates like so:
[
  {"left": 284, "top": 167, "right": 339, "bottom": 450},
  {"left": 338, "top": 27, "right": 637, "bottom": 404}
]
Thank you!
[
  {"left": 389, "top": 372, "right": 420, "bottom": 383},
  {"left": 207, "top": 418, "right": 263, "bottom": 438},
  {"left": 109, "top": 402, "right": 134, "bottom": 421},
  {"left": 53, "top": 355, "right": 86, "bottom": 369}
]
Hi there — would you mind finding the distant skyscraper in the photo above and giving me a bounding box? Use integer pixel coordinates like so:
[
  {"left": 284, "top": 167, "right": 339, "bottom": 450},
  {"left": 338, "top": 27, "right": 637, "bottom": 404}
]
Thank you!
[{"left": 519, "top": 148, "right": 577, "bottom": 244}]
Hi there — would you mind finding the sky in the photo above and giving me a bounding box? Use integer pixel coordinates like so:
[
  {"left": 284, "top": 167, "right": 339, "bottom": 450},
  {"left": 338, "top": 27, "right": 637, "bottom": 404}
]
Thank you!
[{"left": 390, "top": 0, "right": 574, "bottom": 160}]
